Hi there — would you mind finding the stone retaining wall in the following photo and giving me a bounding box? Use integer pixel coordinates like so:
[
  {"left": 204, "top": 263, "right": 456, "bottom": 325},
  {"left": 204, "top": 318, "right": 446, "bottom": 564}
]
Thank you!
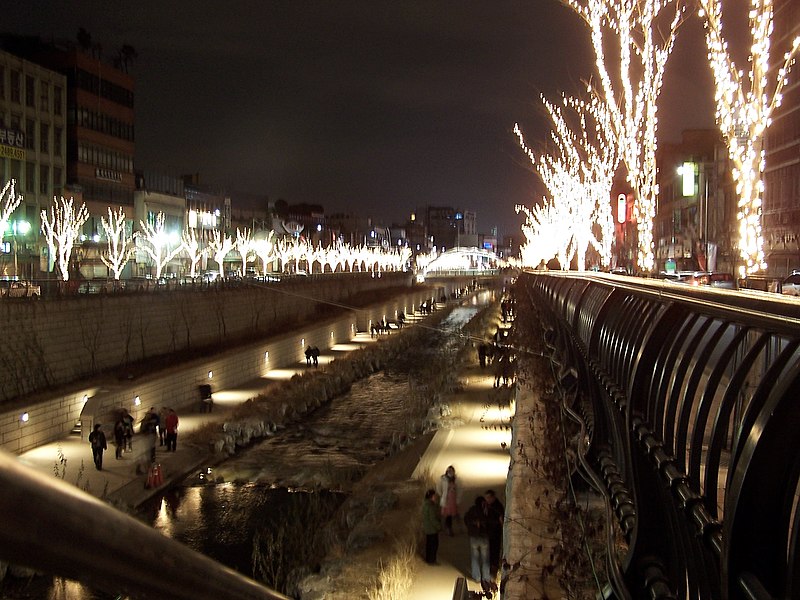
[
  {"left": 0, "top": 285, "right": 448, "bottom": 454},
  {"left": 0, "top": 272, "right": 412, "bottom": 405}
]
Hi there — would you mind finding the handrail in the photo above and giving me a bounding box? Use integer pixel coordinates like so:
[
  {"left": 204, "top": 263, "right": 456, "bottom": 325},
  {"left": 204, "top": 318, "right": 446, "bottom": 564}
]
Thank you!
[{"left": 0, "top": 450, "right": 289, "bottom": 600}]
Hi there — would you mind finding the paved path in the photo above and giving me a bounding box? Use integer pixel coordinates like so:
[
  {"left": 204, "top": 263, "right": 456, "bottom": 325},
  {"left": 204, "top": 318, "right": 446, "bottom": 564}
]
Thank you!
[
  {"left": 409, "top": 365, "right": 513, "bottom": 599},
  {"left": 16, "top": 320, "right": 420, "bottom": 509}
]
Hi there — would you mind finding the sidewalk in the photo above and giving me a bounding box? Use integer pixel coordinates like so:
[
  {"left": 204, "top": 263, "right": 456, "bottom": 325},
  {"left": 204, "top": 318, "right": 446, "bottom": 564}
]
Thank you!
[
  {"left": 409, "top": 364, "right": 514, "bottom": 599},
  {"left": 16, "top": 314, "right": 424, "bottom": 510}
]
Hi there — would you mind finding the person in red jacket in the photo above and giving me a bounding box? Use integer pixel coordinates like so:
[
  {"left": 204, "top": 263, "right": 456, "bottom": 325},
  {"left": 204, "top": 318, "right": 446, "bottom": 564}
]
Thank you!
[{"left": 165, "top": 408, "right": 179, "bottom": 452}]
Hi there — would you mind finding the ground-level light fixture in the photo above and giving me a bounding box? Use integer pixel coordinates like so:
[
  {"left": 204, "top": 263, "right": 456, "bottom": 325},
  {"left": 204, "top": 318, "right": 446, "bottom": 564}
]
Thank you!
[
  {"left": 20, "top": 412, "right": 29, "bottom": 423},
  {"left": 208, "top": 371, "right": 213, "bottom": 379},
  {"left": 134, "top": 395, "right": 141, "bottom": 406}
]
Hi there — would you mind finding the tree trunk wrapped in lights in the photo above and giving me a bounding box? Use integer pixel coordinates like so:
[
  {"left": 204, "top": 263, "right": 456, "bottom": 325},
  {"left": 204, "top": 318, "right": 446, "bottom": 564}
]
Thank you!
[
  {"left": 181, "top": 226, "right": 207, "bottom": 278},
  {"left": 40, "top": 196, "right": 89, "bottom": 281},
  {"left": 236, "top": 227, "right": 256, "bottom": 275},
  {"left": 515, "top": 92, "right": 619, "bottom": 271},
  {"left": 565, "top": 0, "right": 684, "bottom": 272},
  {"left": 138, "top": 212, "right": 182, "bottom": 279},
  {"left": 100, "top": 207, "right": 135, "bottom": 280},
  {"left": 0, "top": 179, "right": 22, "bottom": 243},
  {"left": 253, "top": 231, "right": 276, "bottom": 275},
  {"left": 208, "top": 229, "right": 234, "bottom": 278},
  {"left": 698, "top": 0, "right": 800, "bottom": 275}
]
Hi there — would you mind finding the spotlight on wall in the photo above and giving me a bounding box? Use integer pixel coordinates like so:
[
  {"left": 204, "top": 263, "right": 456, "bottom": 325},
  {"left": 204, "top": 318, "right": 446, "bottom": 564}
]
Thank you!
[
  {"left": 330, "top": 331, "right": 334, "bottom": 339},
  {"left": 82, "top": 394, "right": 88, "bottom": 403},
  {"left": 208, "top": 371, "right": 213, "bottom": 379},
  {"left": 265, "top": 351, "right": 269, "bottom": 361},
  {"left": 301, "top": 338, "right": 305, "bottom": 347},
  {"left": 20, "top": 412, "right": 29, "bottom": 423},
  {"left": 134, "top": 395, "right": 141, "bottom": 406}
]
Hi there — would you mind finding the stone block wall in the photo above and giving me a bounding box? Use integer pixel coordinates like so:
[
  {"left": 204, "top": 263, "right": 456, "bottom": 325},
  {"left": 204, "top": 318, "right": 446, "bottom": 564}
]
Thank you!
[
  {"left": 0, "top": 286, "right": 438, "bottom": 454},
  {"left": 0, "top": 272, "right": 412, "bottom": 404}
]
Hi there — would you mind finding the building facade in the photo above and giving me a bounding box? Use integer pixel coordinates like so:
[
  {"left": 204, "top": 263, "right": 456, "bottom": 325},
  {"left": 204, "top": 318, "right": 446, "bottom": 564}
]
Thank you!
[
  {"left": 762, "top": 0, "right": 800, "bottom": 275},
  {"left": 0, "top": 49, "right": 67, "bottom": 279}
]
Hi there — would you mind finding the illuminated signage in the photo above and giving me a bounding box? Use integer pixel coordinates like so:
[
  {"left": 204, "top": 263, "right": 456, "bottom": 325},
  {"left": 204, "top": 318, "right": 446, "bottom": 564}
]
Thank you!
[
  {"left": 680, "top": 162, "right": 695, "bottom": 197},
  {"left": 617, "top": 194, "right": 627, "bottom": 224},
  {"left": 0, "top": 128, "right": 25, "bottom": 160}
]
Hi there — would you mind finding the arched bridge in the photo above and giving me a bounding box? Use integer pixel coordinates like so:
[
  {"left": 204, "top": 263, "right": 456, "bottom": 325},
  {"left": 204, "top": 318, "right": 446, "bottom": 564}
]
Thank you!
[{"left": 517, "top": 271, "right": 800, "bottom": 600}]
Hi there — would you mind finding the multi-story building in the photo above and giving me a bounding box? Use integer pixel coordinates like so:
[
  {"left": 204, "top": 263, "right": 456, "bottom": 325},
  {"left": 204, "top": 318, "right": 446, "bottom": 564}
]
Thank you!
[
  {"left": 0, "top": 49, "right": 67, "bottom": 279},
  {"left": 654, "top": 130, "right": 738, "bottom": 273},
  {"left": 417, "top": 205, "right": 477, "bottom": 251},
  {"left": 762, "top": 0, "right": 800, "bottom": 275}
]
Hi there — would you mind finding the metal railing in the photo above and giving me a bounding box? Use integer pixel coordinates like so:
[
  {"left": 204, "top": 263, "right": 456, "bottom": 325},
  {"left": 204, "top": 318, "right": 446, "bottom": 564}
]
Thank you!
[
  {"left": 518, "top": 271, "right": 800, "bottom": 600},
  {"left": 0, "top": 449, "right": 289, "bottom": 599}
]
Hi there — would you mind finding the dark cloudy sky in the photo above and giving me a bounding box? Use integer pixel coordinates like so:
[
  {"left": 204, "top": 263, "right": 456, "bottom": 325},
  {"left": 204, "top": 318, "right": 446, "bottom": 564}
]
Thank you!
[{"left": 6, "top": 1, "right": 715, "bottom": 236}]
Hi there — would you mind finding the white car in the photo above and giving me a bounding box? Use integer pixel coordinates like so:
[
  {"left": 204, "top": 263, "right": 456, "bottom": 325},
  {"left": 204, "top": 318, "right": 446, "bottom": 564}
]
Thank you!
[
  {"left": 1, "top": 280, "right": 41, "bottom": 298},
  {"left": 781, "top": 273, "right": 800, "bottom": 296}
]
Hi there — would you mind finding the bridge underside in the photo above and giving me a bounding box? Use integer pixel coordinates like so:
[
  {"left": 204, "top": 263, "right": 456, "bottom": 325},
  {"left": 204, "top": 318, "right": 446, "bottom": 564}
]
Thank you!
[{"left": 515, "top": 271, "right": 800, "bottom": 600}]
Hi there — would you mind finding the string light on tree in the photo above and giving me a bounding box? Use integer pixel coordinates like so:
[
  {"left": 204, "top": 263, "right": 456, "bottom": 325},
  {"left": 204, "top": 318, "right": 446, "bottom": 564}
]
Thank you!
[
  {"left": 698, "top": 0, "right": 799, "bottom": 275},
  {"left": 0, "top": 180, "right": 22, "bottom": 243},
  {"left": 100, "top": 206, "right": 135, "bottom": 280},
  {"left": 566, "top": 0, "right": 684, "bottom": 272},
  {"left": 138, "top": 212, "right": 182, "bottom": 279},
  {"left": 208, "top": 229, "right": 234, "bottom": 278},
  {"left": 40, "top": 196, "right": 89, "bottom": 281},
  {"left": 180, "top": 226, "right": 207, "bottom": 278}
]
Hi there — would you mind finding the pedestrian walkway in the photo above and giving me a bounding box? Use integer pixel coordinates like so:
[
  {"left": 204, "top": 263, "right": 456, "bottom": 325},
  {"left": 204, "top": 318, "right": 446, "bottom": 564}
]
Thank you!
[
  {"left": 15, "top": 311, "right": 428, "bottom": 509},
  {"left": 409, "top": 364, "right": 514, "bottom": 599}
]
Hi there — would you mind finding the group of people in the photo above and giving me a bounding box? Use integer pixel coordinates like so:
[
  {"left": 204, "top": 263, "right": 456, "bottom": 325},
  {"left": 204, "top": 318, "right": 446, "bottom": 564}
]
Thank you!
[
  {"left": 422, "top": 465, "right": 504, "bottom": 593},
  {"left": 304, "top": 345, "right": 320, "bottom": 366},
  {"left": 88, "top": 406, "right": 179, "bottom": 471}
]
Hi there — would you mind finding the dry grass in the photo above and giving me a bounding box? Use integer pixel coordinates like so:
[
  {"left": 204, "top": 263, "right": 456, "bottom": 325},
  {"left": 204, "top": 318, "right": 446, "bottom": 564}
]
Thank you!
[{"left": 366, "top": 538, "right": 418, "bottom": 600}]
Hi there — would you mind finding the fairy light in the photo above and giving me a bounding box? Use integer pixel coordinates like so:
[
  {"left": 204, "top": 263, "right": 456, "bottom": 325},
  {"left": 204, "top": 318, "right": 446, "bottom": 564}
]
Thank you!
[
  {"left": 139, "top": 212, "right": 182, "bottom": 279},
  {"left": 0, "top": 179, "right": 22, "bottom": 244},
  {"left": 566, "top": 0, "right": 683, "bottom": 273},
  {"left": 514, "top": 92, "right": 618, "bottom": 270},
  {"left": 181, "top": 226, "right": 207, "bottom": 278},
  {"left": 40, "top": 196, "right": 89, "bottom": 281},
  {"left": 208, "top": 229, "right": 234, "bottom": 277},
  {"left": 236, "top": 227, "right": 256, "bottom": 274},
  {"left": 100, "top": 207, "right": 135, "bottom": 280},
  {"left": 699, "top": 0, "right": 799, "bottom": 275}
]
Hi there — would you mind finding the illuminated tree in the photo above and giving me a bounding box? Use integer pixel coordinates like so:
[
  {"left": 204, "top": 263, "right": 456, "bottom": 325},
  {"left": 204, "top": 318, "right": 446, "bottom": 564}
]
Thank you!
[
  {"left": 699, "top": 0, "right": 799, "bottom": 275},
  {"left": 516, "top": 202, "right": 573, "bottom": 269},
  {"left": 253, "top": 231, "right": 276, "bottom": 275},
  {"left": 274, "top": 237, "right": 293, "bottom": 273},
  {"left": 515, "top": 93, "right": 617, "bottom": 270},
  {"left": 236, "top": 228, "right": 256, "bottom": 274},
  {"left": 139, "top": 212, "right": 182, "bottom": 279},
  {"left": 40, "top": 196, "right": 89, "bottom": 281},
  {"left": 208, "top": 230, "right": 234, "bottom": 277},
  {"left": 181, "top": 227, "right": 207, "bottom": 278},
  {"left": 565, "top": 0, "right": 684, "bottom": 272},
  {"left": 100, "top": 207, "right": 135, "bottom": 280},
  {"left": 0, "top": 180, "right": 22, "bottom": 243}
]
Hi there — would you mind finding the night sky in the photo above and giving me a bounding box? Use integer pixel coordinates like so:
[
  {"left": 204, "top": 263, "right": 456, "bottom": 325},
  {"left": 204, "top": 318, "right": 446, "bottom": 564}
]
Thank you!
[{"left": 6, "top": 1, "right": 715, "bottom": 237}]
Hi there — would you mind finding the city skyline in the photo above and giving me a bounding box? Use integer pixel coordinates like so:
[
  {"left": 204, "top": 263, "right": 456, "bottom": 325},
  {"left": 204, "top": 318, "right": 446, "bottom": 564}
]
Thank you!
[{"left": 6, "top": 1, "right": 716, "bottom": 236}]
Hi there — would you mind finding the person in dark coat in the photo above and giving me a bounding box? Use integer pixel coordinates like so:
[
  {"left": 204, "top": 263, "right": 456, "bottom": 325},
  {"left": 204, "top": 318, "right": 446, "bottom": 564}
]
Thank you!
[
  {"left": 422, "top": 489, "right": 442, "bottom": 565},
  {"left": 88, "top": 424, "right": 107, "bottom": 471},
  {"left": 113, "top": 418, "right": 126, "bottom": 459},
  {"left": 464, "top": 496, "right": 491, "bottom": 589},
  {"left": 165, "top": 408, "right": 179, "bottom": 452},
  {"left": 484, "top": 489, "right": 505, "bottom": 576}
]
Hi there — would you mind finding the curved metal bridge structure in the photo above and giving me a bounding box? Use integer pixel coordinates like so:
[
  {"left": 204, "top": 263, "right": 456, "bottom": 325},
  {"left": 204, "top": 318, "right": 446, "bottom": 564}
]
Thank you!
[{"left": 517, "top": 271, "right": 800, "bottom": 600}]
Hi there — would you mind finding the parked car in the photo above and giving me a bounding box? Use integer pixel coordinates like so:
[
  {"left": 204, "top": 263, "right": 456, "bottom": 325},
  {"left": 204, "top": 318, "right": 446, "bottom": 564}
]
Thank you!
[
  {"left": 781, "top": 272, "right": 800, "bottom": 296},
  {"left": 0, "top": 279, "right": 41, "bottom": 298},
  {"left": 677, "top": 271, "right": 738, "bottom": 289}
]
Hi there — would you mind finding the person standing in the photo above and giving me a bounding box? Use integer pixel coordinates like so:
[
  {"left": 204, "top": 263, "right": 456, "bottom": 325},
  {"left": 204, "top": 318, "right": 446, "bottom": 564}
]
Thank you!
[
  {"left": 464, "top": 496, "right": 491, "bottom": 590},
  {"left": 437, "top": 465, "right": 460, "bottom": 536},
  {"left": 88, "top": 424, "right": 107, "bottom": 471},
  {"left": 165, "top": 408, "right": 179, "bottom": 452},
  {"left": 141, "top": 407, "right": 159, "bottom": 462},
  {"left": 484, "top": 489, "right": 505, "bottom": 576},
  {"left": 122, "top": 409, "right": 134, "bottom": 452},
  {"left": 113, "top": 417, "right": 126, "bottom": 460},
  {"left": 422, "top": 489, "right": 442, "bottom": 565},
  {"left": 158, "top": 406, "right": 169, "bottom": 446}
]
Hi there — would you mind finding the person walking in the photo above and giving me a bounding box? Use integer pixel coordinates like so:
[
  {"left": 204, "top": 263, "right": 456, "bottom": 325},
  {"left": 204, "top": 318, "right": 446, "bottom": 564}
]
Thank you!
[
  {"left": 122, "top": 409, "right": 134, "bottom": 452},
  {"left": 484, "top": 489, "right": 505, "bottom": 576},
  {"left": 158, "top": 406, "right": 169, "bottom": 446},
  {"left": 437, "top": 465, "right": 461, "bottom": 536},
  {"left": 88, "top": 424, "right": 107, "bottom": 471},
  {"left": 113, "top": 417, "right": 126, "bottom": 460},
  {"left": 422, "top": 489, "right": 442, "bottom": 565},
  {"left": 165, "top": 408, "right": 179, "bottom": 452},
  {"left": 464, "top": 495, "right": 492, "bottom": 591}
]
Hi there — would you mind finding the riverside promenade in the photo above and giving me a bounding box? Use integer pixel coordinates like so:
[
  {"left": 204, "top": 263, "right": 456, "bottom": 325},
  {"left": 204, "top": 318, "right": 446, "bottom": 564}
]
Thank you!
[{"left": 11, "top": 294, "right": 514, "bottom": 599}]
